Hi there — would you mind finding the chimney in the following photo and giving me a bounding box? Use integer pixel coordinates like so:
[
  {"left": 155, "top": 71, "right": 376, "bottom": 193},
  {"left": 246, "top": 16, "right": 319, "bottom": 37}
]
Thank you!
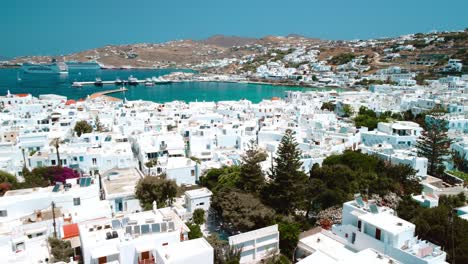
[{"left": 153, "top": 200, "right": 157, "bottom": 212}]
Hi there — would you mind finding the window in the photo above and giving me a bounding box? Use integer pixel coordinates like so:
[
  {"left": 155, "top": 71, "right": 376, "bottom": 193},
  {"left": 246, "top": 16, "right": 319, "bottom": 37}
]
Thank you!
[
  {"left": 73, "top": 157, "right": 78, "bottom": 162},
  {"left": 79, "top": 156, "right": 84, "bottom": 162},
  {"left": 73, "top": 198, "right": 81, "bottom": 206},
  {"left": 92, "top": 158, "right": 97, "bottom": 165},
  {"left": 191, "top": 170, "right": 195, "bottom": 176},
  {"left": 51, "top": 160, "right": 56, "bottom": 166},
  {"left": 0, "top": 210, "right": 7, "bottom": 217},
  {"left": 357, "top": 220, "right": 362, "bottom": 232},
  {"left": 375, "top": 228, "right": 381, "bottom": 240}
]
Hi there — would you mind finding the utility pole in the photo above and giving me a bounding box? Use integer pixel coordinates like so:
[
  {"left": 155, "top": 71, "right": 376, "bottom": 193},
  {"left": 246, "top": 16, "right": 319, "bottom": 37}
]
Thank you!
[{"left": 51, "top": 202, "right": 57, "bottom": 238}]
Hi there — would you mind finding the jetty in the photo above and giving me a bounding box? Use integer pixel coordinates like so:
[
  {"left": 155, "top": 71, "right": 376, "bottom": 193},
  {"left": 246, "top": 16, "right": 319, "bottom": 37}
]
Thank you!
[{"left": 89, "top": 87, "right": 128, "bottom": 100}]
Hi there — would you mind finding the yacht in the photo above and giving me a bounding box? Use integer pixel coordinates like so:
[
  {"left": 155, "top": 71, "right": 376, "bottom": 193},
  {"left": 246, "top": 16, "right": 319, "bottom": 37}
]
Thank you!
[
  {"left": 152, "top": 76, "right": 172, "bottom": 84},
  {"left": 128, "top": 75, "right": 138, "bottom": 86}
]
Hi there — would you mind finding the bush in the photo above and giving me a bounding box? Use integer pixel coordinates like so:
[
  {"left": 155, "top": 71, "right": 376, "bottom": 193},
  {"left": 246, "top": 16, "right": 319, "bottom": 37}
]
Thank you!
[{"left": 48, "top": 237, "right": 74, "bottom": 262}]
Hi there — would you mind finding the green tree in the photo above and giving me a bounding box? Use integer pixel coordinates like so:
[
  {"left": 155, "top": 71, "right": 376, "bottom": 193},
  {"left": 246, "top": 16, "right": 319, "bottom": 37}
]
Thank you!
[
  {"left": 415, "top": 117, "right": 452, "bottom": 177},
  {"left": 238, "top": 140, "right": 267, "bottom": 194},
  {"left": 263, "top": 130, "right": 309, "bottom": 215},
  {"left": 200, "top": 166, "right": 241, "bottom": 191},
  {"left": 397, "top": 193, "right": 468, "bottom": 263},
  {"left": 342, "top": 104, "right": 353, "bottom": 118},
  {"left": 320, "top": 102, "right": 336, "bottom": 112},
  {"left": 186, "top": 222, "right": 203, "bottom": 239},
  {"left": 206, "top": 234, "right": 242, "bottom": 264},
  {"left": 74, "top": 120, "right": 93, "bottom": 137},
  {"left": 264, "top": 254, "right": 291, "bottom": 264},
  {"left": 48, "top": 237, "right": 74, "bottom": 262},
  {"left": 145, "top": 158, "right": 158, "bottom": 176},
  {"left": 452, "top": 151, "right": 468, "bottom": 173},
  {"left": 94, "top": 115, "right": 104, "bottom": 132},
  {"left": 212, "top": 187, "right": 275, "bottom": 233},
  {"left": 193, "top": 208, "right": 206, "bottom": 225},
  {"left": 135, "top": 176, "right": 178, "bottom": 209},
  {"left": 278, "top": 221, "right": 300, "bottom": 260}
]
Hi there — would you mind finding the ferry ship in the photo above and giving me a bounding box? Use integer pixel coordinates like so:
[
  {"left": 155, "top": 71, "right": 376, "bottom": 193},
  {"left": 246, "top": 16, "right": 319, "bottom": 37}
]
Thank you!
[
  {"left": 65, "top": 61, "right": 101, "bottom": 70},
  {"left": 22, "top": 62, "right": 68, "bottom": 74}
]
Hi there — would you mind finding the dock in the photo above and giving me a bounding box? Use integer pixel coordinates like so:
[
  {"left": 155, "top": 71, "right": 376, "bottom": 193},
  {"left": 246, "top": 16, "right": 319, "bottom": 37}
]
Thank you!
[
  {"left": 90, "top": 88, "right": 128, "bottom": 100},
  {"left": 74, "top": 80, "right": 146, "bottom": 86}
]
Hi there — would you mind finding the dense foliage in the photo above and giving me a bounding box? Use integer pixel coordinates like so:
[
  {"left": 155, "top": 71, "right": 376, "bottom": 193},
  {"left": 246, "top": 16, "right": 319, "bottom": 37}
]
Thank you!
[
  {"left": 22, "top": 166, "right": 79, "bottom": 188},
  {"left": 48, "top": 237, "right": 74, "bottom": 262},
  {"left": 329, "top": 53, "right": 355, "bottom": 65},
  {"left": 135, "top": 176, "right": 178, "bottom": 209},
  {"left": 277, "top": 221, "right": 301, "bottom": 259},
  {"left": 73, "top": 120, "right": 93, "bottom": 137},
  {"left": 397, "top": 193, "right": 468, "bottom": 263},
  {"left": 320, "top": 102, "right": 336, "bottom": 112},
  {"left": 212, "top": 187, "right": 275, "bottom": 233},
  {"left": 206, "top": 234, "right": 242, "bottom": 264},
  {"left": 192, "top": 208, "right": 206, "bottom": 225},
  {"left": 308, "top": 151, "right": 422, "bottom": 212},
  {"left": 353, "top": 106, "right": 402, "bottom": 130},
  {"left": 186, "top": 221, "right": 203, "bottom": 239},
  {"left": 0, "top": 170, "right": 18, "bottom": 195},
  {"left": 200, "top": 166, "right": 241, "bottom": 191}
]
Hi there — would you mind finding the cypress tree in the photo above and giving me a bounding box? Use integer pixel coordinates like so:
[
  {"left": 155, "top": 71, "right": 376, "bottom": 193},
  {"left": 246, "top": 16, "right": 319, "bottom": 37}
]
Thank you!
[
  {"left": 238, "top": 140, "right": 267, "bottom": 194},
  {"left": 263, "top": 129, "right": 309, "bottom": 215},
  {"left": 415, "top": 116, "right": 452, "bottom": 177}
]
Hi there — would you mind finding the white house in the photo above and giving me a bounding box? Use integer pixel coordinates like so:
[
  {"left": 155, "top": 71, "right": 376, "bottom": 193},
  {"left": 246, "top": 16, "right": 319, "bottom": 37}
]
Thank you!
[
  {"left": 229, "top": 225, "right": 279, "bottom": 263},
  {"left": 331, "top": 196, "right": 447, "bottom": 264}
]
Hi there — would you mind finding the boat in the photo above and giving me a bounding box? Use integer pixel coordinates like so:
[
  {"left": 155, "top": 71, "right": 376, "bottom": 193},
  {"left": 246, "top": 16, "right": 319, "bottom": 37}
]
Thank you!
[
  {"left": 128, "top": 75, "right": 138, "bottom": 85},
  {"left": 115, "top": 78, "right": 123, "bottom": 85},
  {"left": 65, "top": 61, "right": 101, "bottom": 70},
  {"left": 144, "top": 78, "right": 154, "bottom": 86},
  {"left": 94, "top": 77, "right": 103, "bottom": 86},
  {"left": 72, "top": 82, "right": 82, "bottom": 88},
  {"left": 22, "top": 61, "right": 68, "bottom": 75},
  {"left": 152, "top": 76, "right": 172, "bottom": 84}
]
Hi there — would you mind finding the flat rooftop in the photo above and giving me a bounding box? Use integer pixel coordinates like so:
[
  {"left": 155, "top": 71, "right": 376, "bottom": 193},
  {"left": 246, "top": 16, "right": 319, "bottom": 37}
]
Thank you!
[
  {"left": 185, "top": 187, "right": 212, "bottom": 199},
  {"left": 156, "top": 237, "right": 212, "bottom": 262},
  {"left": 102, "top": 168, "right": 143, "bottom": 197},
  {"left": 358, "top": 212, "right": 414, "bottom": 235}
]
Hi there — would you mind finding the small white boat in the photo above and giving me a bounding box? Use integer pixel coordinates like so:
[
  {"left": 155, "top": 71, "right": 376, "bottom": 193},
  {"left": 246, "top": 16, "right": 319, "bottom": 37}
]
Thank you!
[{"left": 72, "top": 82, "right": 82, "bottom": 88}]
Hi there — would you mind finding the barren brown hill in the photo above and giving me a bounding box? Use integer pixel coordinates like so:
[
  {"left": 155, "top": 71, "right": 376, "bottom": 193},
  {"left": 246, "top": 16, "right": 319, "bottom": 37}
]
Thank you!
[{"left": 199, "top": 35, "right": 258, "bottom": 47}]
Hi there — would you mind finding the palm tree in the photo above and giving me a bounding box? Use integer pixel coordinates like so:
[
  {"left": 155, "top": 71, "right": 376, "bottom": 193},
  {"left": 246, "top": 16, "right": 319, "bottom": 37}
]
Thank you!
[{"left": 50, "top": 138, "right": 62, "bottom": 167}]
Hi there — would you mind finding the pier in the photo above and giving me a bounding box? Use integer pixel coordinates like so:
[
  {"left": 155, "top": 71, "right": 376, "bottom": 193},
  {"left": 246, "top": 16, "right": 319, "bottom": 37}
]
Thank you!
[{"left": 89, "top": 87, "right": 128, "bottom": 99}]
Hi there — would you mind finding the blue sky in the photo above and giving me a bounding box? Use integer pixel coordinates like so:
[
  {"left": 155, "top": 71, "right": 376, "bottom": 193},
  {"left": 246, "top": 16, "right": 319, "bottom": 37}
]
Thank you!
[{"left": 2, "top": 0, "right": 467, "bottom": 57}]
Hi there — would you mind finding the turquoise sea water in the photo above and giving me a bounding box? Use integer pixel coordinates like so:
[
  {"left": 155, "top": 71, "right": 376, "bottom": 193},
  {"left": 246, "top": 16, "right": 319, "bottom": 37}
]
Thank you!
[{"left": 0, "top": 68, "right": 331, "bottom": 103}]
